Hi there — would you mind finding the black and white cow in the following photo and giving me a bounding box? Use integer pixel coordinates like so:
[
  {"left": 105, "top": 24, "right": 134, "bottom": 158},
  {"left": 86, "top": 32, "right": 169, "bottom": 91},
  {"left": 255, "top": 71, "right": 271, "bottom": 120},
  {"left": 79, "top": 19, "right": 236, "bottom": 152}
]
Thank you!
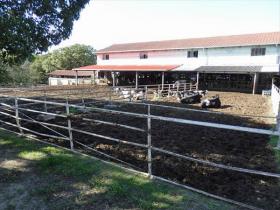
[
  {"left": 201, "top": 95, "right": 221, "bottom": 108},
  {"left": 178, "top": 90, "right": 207, "bottom": 104}
]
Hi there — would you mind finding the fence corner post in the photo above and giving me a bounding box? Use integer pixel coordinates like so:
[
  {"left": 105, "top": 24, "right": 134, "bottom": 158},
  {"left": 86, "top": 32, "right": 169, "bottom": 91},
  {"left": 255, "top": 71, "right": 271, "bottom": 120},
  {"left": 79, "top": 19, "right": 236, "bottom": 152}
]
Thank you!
[
  {"left": 147, "top": 104, "right": 152, "bottom": 178},
  {"left": 65, "top": 98, "right": 74, "bottom": 150}
]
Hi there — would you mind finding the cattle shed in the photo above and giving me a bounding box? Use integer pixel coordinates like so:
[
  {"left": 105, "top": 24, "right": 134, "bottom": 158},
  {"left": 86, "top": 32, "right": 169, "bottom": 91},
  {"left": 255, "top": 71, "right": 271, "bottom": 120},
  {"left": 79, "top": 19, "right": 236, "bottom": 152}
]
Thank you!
[
  {"left": 195, "top": 66, "right": 278, "bottom": 94},
  {"left": 48, "top": 70, "right": 94, "bottom": 86},
  {"left": 69, "top": 64, "right": 277, "bottom": 94},
  {"left": 72, "top": 64, "right": 183, "bottom": 88}
]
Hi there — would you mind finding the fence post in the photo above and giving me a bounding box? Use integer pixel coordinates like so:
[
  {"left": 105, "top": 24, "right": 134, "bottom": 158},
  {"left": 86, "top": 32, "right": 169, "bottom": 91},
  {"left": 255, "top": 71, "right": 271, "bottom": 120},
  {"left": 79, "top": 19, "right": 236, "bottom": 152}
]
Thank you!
[
  {"left": 15, "top": 98, "right": 23, "bottom": 135},
  {"left": 81, "top": 88, "right": 85, "bottom": 109},
  {"left": 168, "top": 84, "right": 171, "bottom": 97},
  {"left": 66, "top": 98, "right": 74, "bottom": 150},
  {"left": 158, "top": 85, "right": 161, "bottom": 98},
  {"left": 129, "top": 87, "right": 132, "bottom": 102},
  {"left": 145, "top": 85, "right": 148, "bottom": 101},
  {"left": 277, "top": 102, "right": 280, "bottom": 149},
  {"left": 147, "top": 104, "right": 152, "bottom": 178},
  {"left": 43, "top": 90, "right": 48, "bottom": 112},
  {"left": 109, "top": 86, "right": 112, "bottom": 104}
]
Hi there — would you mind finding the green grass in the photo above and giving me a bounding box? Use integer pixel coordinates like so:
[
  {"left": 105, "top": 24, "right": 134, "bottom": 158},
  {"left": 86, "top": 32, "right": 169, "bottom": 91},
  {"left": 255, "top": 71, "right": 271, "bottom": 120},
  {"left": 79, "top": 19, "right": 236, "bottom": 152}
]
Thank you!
[
  {"left": 0, "top": 129, "right": 238, "bottom": 210},
  {"left": 269, "top": 136, "right": 280, "bottom": 171}
]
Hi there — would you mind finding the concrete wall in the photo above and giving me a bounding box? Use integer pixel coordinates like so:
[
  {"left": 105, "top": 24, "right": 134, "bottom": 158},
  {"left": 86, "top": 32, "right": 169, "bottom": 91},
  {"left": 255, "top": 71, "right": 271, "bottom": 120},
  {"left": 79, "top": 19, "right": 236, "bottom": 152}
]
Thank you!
[
  {"left": 48, "top": 77, "right": 92, "bottom": 86},
  {"left": 97, "top": 45, "right": 280, "bottom": 71}
]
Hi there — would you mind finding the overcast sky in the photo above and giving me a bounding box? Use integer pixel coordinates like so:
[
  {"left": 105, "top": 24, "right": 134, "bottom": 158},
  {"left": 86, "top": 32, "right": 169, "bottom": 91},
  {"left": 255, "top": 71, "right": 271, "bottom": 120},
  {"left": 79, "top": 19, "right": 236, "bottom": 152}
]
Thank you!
[{"left": 49, "top": 0, "right": 280, "bottom": 52}]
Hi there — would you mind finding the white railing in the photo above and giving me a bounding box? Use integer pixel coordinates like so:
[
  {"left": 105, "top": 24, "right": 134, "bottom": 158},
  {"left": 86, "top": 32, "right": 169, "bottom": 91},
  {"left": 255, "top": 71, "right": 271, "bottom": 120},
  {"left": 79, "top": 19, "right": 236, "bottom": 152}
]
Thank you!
[
  {"left": 271, "top": 84, "right": 280, "bottom": 116},
  {"left": 0, "top": 95, "right": 279, "bottom": 209}
]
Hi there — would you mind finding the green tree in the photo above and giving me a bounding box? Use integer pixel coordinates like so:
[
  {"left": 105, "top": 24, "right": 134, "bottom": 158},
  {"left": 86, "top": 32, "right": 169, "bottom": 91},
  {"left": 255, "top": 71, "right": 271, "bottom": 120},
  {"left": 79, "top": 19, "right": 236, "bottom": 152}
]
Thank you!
[
  {"left": 48, "top": 44, "right": 96, "bottom": 70},
  {"left": 29, "top": 44, "right": 96, "bottom": 83},
  {"left": 0, "top": 59, "right": 10, "bottom": 84},
  {"left": 6, "top": 61, "right": 32, "bottom": 85},
  {"left": 0, "top": 0, "right": 90, "bottom": 64}
]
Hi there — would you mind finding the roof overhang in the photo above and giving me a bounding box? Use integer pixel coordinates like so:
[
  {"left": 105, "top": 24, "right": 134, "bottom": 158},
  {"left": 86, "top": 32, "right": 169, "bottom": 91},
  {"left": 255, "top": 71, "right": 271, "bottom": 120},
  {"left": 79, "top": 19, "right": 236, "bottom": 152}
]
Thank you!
[
  {"left": 49, "top": 70, "right": 93, "bottom": 77},
  {"left": 193, "top": 65, "right": 280, "bottom": 74},
  {"left": 72, "top": 64, "right": 182, "bottom": 72}
]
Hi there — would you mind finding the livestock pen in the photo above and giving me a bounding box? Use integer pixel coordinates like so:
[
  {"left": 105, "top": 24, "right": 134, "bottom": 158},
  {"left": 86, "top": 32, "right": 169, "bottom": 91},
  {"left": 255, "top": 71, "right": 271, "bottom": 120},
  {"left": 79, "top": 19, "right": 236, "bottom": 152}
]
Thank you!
[{"left": 0, "top": 87, "right": 279, "bottom": 209}]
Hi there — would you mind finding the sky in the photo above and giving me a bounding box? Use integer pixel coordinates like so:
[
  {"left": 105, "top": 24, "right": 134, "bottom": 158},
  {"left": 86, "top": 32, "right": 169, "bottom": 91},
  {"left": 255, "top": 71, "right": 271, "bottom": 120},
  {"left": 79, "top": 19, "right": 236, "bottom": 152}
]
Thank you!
[{"left": 49, "top": 0, "right": 280, "bottom": 52}]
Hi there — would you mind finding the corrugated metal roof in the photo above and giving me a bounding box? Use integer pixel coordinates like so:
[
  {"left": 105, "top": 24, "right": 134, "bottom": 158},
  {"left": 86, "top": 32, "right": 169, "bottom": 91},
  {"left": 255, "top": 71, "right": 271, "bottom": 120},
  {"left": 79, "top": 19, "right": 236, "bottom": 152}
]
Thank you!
[
  {"left": 97, "top": 32, "right": 280, "bottom": 53},
  {"left": 73, "top": 64, "right": 181, "bottom": 72},
  {"left": 195, "top": 66, "right": 263, "bottom": 73},
  {"left": 48, "top": 70, "right": 93, "bottom": 77}
]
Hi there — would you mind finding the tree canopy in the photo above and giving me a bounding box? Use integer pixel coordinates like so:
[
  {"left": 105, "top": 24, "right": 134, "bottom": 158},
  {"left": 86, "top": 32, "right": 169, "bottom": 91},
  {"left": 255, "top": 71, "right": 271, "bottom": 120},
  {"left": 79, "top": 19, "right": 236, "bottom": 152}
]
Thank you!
[
  {"left": 30, "top": 44, "right": 96, "bottom": 83},
  {"left": 0, "top": 44, "right": 96, "bottom": 85},
  {"left": 0, "top": 0, "right": 90, "bottom": 63}
]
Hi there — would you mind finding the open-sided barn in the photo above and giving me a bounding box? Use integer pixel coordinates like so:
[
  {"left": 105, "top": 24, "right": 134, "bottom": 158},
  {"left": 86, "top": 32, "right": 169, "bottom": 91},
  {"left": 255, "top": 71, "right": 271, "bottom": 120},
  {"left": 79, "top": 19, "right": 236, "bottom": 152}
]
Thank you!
[{"left": 49, "top": 32, "right": 280, "bottom": 94}]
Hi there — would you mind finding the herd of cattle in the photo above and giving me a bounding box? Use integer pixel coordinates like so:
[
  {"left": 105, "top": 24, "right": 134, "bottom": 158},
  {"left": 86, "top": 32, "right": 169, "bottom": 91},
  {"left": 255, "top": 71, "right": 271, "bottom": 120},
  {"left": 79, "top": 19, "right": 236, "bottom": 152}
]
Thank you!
[{"left": 114, "top": 87, "right": 221, "bottom": 109}]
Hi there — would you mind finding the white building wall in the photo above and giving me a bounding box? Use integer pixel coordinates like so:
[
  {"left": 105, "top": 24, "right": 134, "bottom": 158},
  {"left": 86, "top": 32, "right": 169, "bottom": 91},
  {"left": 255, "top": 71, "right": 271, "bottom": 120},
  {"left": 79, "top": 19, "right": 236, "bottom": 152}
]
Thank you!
[
  {"left": 48, "top": 77, "right": 92, "bottom": 86},
  {"left": 97, "top": 45, "right": 280, "bottom": 71}
]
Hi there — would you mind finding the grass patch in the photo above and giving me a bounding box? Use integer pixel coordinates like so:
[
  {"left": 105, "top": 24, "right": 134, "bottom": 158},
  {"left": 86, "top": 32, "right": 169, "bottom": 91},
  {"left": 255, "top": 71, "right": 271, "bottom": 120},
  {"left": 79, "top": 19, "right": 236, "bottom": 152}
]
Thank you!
[
  {"left": 269, "top": 135, "right": 280, "bottom": 171},
  {"left": 0, "top": 129, "right": 238, "bottom": 210}
]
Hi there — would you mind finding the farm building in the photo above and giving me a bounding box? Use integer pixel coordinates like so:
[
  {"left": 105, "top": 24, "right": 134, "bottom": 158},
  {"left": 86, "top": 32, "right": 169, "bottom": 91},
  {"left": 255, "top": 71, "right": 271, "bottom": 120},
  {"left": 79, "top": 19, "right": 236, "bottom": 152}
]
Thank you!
[
  {"left": 48, "top": 70, "right": 95, "bottom": 86},
  {"left": 52, "top": 32, "right": 280, "bottom": 93}
]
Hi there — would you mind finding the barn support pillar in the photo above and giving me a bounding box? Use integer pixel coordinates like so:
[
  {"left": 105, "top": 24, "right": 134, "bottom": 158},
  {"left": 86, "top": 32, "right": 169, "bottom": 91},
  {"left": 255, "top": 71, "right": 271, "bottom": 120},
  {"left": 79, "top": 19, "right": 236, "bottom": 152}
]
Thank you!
[
  {"left": 161, "top": 72, "right": 165, "bottom": 90},
  {"left": 135, "top": 71, "right": 139, "bottom": 89},
  {"left": 75, "top": 70, "right": 78, "bottom": 86},
  {"left": 196, "top": 72, "right": 200, "bottom": 90},
  {"left": 112, "top": 71, "right": 115, "bottom": 87},
  {"left": 252, "top": 72, "right": 259, "bottom": 95},
  {"left": 92, "top": 71, "right": 95, "bottom": 85}
]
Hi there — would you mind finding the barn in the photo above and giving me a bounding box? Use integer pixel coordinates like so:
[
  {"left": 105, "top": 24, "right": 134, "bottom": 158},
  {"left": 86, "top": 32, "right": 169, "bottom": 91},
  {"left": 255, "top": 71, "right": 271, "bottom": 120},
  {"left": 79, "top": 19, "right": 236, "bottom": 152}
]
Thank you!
[{"left": 49, "top": 32, "right": 280, "bottom": 93}]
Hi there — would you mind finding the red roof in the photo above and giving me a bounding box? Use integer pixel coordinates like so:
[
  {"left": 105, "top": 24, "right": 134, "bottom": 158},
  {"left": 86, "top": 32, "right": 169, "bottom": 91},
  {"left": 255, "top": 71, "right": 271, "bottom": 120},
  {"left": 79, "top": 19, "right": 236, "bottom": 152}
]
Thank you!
[
  {"left": 97, "top": 32, "right": 280, "bottom": 53},
  {"left": 49, "top": 70, "right": 93, "bottom": 77},
  {"left": 73, "top": 64, "right": 181, "bottom": 72}
]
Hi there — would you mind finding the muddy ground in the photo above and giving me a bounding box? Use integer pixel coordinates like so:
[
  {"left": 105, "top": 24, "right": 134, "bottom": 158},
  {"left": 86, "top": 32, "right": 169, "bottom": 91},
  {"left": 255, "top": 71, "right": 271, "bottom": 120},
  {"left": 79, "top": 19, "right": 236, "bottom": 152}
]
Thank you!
[{"left": 0, "top": 88, "right": 279, "bottom": 209}]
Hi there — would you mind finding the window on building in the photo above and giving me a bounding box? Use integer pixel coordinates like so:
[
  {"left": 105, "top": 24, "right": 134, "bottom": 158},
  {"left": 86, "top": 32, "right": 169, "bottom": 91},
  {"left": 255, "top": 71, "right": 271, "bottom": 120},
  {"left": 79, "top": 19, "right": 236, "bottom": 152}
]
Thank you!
[
  {"left": 102, "top": 54, "right": 110, "bottom": 60},
  {"left": 187, "top": 50, "right": 198, "bottom": 58},
  {"left": 140, "top": 52, "right": 148, "bottom": 59},
  {"left": 251, "top": 48, "right": 266, "bottom": 56}
]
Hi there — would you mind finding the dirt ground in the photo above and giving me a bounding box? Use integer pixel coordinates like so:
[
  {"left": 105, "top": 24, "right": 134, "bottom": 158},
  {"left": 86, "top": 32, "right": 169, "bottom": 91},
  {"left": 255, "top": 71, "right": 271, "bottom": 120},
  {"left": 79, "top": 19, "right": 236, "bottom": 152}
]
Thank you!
[
  {"left": 0, "top": 85, "right": 274, "bottom": 121},
  {"left": 0, "top": 86, "right": 278, "bottom": 209}
]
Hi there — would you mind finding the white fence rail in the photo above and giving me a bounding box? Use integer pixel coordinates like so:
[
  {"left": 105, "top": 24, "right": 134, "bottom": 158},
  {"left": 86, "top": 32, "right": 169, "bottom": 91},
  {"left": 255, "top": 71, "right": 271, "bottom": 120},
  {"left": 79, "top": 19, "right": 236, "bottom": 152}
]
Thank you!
[
  {"left": 271, "top": 83, "right": 280, "bottom": 116},
  {"left": 0, "top": 95, "right": 279, "bottom": 210}
]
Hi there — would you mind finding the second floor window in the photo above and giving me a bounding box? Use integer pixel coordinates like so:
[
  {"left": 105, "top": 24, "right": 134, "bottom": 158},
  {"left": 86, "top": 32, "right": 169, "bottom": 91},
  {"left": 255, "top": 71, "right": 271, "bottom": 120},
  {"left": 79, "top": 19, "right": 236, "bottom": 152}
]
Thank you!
[
  {"left": 102, "top": 54, "right": 110, "bottom": 60},
  {"left": 140, "top": 52, "right": 148, "bottom": 59},
  {"left": 251, "top": 48, "right": 266, "bottom": 56},
  {"left": 187, "top": 50, "right": 198, "bottom": 58}
]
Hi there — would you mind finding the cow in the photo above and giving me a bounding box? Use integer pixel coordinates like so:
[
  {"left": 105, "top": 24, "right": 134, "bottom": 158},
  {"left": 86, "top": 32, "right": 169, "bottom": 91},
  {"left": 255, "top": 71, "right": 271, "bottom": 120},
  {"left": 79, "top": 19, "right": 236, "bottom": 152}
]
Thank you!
[
  {"left": 178, "top": 91, "right": 202, "bottom": 104},
  {"left": 115, "top": 88, "right": 145, "bottom": 101},
  {"left": 177, "top": 90, "right": 208, "bottom": 104},
  {"left": 201, "top": 95, "right": 221, "bottom": 108},
  {"left": 133, "top": 89, "right": 145, "bottom": 100}
]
